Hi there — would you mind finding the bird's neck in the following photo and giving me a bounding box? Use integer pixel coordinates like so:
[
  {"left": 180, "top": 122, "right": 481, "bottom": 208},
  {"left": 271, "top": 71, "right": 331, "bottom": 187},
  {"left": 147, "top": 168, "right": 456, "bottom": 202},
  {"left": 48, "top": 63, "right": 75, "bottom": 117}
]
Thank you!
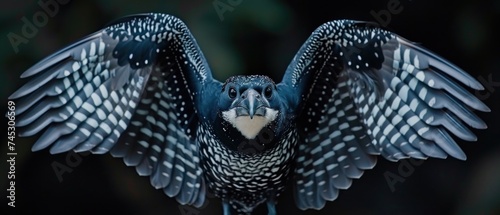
[
  {"left": 222, "top": 109, "right": 278, "bottom": 140},
  {"left": 214, "top": 111, "right": 281, "bottom": 155}
]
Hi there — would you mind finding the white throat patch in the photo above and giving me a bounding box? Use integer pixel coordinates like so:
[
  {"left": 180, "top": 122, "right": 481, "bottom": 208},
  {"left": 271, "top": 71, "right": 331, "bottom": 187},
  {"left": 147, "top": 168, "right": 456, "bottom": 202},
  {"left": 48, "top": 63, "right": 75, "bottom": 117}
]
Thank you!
[{"left": 222, "top": 108, "right": 279, "bottom": 139}]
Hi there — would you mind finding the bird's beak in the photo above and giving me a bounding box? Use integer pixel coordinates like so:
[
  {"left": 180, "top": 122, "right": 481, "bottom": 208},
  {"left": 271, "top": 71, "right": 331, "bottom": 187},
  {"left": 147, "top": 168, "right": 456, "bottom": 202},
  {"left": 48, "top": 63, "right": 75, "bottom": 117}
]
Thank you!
[{"left": 236, "top": 89, "right": 266, "bottom": 119}]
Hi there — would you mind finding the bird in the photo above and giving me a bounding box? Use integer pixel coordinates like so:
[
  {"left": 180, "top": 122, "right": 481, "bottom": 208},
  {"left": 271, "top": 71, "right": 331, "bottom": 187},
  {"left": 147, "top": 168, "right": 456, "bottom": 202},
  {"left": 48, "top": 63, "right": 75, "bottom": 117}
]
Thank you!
[{"left": 9, "top": 13, "right": 489, "bottom": 215}]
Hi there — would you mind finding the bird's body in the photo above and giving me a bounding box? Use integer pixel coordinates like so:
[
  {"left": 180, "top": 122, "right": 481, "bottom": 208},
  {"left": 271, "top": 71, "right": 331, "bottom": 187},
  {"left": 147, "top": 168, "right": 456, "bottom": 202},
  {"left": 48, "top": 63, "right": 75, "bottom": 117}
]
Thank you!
[
  {"left": 197, "top": 75, "right": 299, "bottom": 213},
  {"left": 9, "top": 13, "right": 488, "bottom": 215},
  {"left": 199, "top": 121, "right": 297, "bottom": 213}
]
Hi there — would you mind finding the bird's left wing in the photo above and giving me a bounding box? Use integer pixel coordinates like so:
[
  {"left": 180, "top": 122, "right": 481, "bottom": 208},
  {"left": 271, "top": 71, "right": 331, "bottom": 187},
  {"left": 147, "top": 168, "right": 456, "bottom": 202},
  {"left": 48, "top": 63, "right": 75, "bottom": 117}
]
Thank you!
[
  {"left": 277, "top": 20, "right": 489, "bottom": 210},
  {"left": 9, "top": 13, "right": 220, "bottom": 207}
]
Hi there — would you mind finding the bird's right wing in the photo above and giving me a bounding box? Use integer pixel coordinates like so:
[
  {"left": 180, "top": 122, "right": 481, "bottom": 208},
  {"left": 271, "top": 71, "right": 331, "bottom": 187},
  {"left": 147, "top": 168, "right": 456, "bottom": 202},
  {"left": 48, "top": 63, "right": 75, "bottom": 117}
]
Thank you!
[{"left": 9, "top": 13, "right": 220, "bottom": 207}]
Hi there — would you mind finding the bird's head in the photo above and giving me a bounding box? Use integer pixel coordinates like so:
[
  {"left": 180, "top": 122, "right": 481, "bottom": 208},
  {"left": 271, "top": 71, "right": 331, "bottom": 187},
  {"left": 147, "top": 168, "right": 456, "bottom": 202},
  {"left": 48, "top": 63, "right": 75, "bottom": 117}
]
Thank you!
[{"left": 215, "top": 75, "right": 288, "bottom": 154}]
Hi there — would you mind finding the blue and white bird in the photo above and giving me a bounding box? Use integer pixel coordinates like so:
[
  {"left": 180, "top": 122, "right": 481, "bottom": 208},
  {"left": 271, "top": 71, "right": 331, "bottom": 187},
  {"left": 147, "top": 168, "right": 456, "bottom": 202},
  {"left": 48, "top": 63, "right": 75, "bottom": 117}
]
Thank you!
[{"left": 9, "top": 13, "right": 489, "bottom": 215}]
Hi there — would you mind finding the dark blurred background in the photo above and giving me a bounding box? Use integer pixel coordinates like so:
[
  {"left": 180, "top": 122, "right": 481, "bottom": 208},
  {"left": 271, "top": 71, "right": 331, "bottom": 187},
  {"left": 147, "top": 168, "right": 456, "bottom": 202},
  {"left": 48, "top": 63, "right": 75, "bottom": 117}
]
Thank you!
[{"left": 1, "top": 0, "right": 499, "bottom": 214}]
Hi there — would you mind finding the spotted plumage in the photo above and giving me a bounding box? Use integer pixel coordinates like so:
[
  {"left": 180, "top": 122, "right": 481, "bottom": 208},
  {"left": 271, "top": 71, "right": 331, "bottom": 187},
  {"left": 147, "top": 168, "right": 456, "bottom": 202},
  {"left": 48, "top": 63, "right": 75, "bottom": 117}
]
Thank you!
[{"left": 9, "top": 13, "right": 488, "bottom": 215}]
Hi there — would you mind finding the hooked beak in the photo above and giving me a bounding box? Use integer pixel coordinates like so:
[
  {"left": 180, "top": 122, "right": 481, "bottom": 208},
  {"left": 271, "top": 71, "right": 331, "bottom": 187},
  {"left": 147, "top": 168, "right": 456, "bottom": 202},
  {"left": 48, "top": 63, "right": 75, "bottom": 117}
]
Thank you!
[{"left": 235, "top": 89, "right": 266, "bottom": 119}]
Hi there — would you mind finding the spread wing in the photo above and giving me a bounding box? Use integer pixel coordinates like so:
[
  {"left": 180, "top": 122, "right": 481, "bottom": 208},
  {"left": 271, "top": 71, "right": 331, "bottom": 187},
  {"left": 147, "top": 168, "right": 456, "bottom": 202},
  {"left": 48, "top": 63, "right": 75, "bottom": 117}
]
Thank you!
[
  {"left": 9, "top": 13, "right": 220, "bottom": 207},
  {"left": 277, "top": 20, "right": 489, "bottom": 210}
]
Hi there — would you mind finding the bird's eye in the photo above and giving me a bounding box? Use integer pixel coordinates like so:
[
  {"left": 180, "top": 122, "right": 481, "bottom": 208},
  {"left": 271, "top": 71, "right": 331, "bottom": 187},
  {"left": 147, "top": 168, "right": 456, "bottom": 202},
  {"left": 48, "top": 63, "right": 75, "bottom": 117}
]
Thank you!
[
  {"left": 264, "top": 86, "right": 273, "bottom": 99},
  {"left": 228, "top": 87, "right": 237, "bottom": 99}
]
